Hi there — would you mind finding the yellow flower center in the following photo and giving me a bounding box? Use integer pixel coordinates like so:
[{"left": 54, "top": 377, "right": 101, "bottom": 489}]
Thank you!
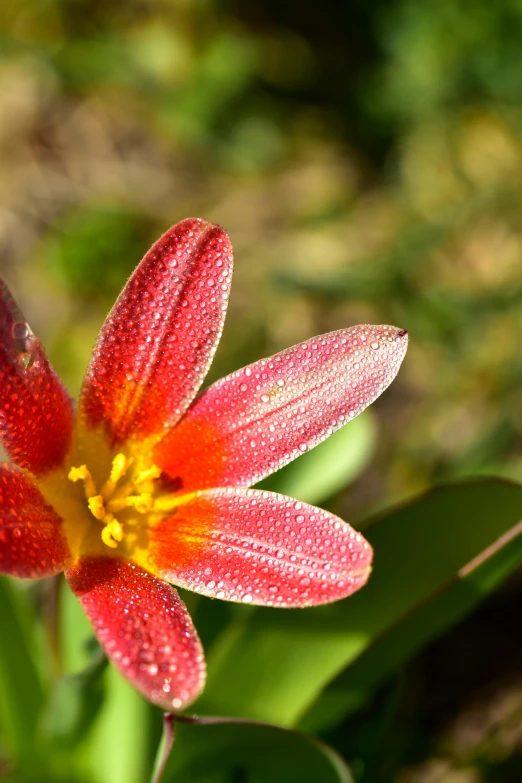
[
  {"left": 68, "top": 454, "right": 165, "bottom": 549},
  {"left": 65, "top": 449, "right": 195, "bottom": 556}
]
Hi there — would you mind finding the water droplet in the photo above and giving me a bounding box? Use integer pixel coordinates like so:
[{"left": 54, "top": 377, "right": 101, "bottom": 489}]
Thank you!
[
  {"left": 12, "top": 322, "right": 31, "bottom": 340},
  {"left": 18, "top": 352, "right": 34, "bottom": 369}
]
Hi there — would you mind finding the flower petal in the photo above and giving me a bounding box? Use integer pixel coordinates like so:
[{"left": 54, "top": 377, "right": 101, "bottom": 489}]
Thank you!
[
  {"left": 66, "top": 557, "right": 206, "bottom": 711},
  {"left": 148, "top": 488, "right": 372, "bottom": 607},
  {"left": 79, "top": 218, "right": 233, "bottom": 447},
  {"left": 0, "top": 279, "right": 74, "bottom": 475},
  {"left": 0, "top": 464, "right": 70, "bottom": 578},
  {"left": 154, "top": 325, "right": 408, "bottom": 491}
]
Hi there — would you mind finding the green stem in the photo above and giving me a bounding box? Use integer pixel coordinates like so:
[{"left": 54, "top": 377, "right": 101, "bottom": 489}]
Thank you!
[{"left": 150, "top": 713, "right": 176, "bottom": 783}]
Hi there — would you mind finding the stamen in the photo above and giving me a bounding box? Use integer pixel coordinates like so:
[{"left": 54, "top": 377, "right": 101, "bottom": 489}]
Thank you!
[
  {"left": 111, "top": 453, "right": 132, "bottom": 483},
  {"left": 128, "top": 493, "right": 155, "bottom": 513},
  {"left": 107, "top": 493, "right": 155, "bottom": 515},
  {"left": 68, "top": 465, "right": 98, "bottom": 500},
  {"left": 100, "top": 453, "right": 133, "bottom": 500},
  {"left": 134, "top": 465, "right": 162, "bottom": 485},
  {"left": 101, "top": 517, "right": 124, "bottom": 549},
  {"left": 88, "top": 495, "right": 106, "bottom": 520},
  {"left": 68, "top": 458, "right": 164, "bottom": 551}
]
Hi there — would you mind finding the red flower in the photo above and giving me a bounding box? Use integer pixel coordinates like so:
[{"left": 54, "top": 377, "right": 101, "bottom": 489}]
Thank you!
[{"left": 0, "top": 218, "right": 408, "bottom": 711}]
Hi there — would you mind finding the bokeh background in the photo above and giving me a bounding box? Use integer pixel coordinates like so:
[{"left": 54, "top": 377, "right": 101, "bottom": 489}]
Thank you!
[{"left": 1, "top": 1, "right": 522, "bottom": 781}]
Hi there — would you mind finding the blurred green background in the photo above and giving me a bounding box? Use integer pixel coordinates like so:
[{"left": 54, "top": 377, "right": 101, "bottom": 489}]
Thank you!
[{"left": 1, "top": 1, "right": 522, "bottom": 781}]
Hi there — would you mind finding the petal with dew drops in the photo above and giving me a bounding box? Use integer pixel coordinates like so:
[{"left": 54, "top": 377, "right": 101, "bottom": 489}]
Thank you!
[
  {"left": 154, "top": 325, "right": 408, "bottom": 491},
  {"left": 66, "top": 557, "right": 206, "bottom": 711},
  {"left": 79, "top": 218, "right": 233, "bottom": 447},
  {"left": 0, "top": 279, "right": 74, "bottom": 475},
  {"left": 148, "top": 488, "right": 373, "bottom": 608},
  {"left": 0, "top": 464, "right": 70, "bottom": 578}
]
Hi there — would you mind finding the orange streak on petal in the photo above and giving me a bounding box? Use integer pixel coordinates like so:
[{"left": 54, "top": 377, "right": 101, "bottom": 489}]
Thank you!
[
  {"left": 148, "top": 488, "right": 373, "bottom": 608},
  {"left": 80, "top": 218, "right": 233, "bottom": 446},
  {"left": 154, "top": 415, "right": 229, "bottom": 494},
  {"left": 151, "top": 494, "right": 218, "bottom": 571},
  {"left": 155, "top": 325, "right": 408, "bottom": 491}
]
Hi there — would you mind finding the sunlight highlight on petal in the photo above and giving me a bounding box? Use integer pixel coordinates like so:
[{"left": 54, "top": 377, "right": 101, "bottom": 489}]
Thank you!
[{"left": 154, "top": 325, "right": 408, "bottom": 491}]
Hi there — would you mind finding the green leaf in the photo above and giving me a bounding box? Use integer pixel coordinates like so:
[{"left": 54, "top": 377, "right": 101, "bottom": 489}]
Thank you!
[
  {"left": 196, "top": 479, "right": 522, "bottom": 727},
  {"left": 161, "top": 719, "right": 353, "bottom": 783},
  {"left": 88, "top": 667, "right": 152, "bottom": 783},
  {"left": 43, "top": 204, "right": 154, "bottom": 298},
  {"left": 301, "top": 513, "right": 522, "bottom": 732},
  {"left": 39, "top": 647, "right": 108, "bottom": 747},
  {"left": 0, "top": 577, "right": 45, "bottom": 764},
  {"left": 60, "top": 578, "right": 99, "bottom": 675},
  {"left": 256, "top": 410, "right": 376, "bottom": 505}
]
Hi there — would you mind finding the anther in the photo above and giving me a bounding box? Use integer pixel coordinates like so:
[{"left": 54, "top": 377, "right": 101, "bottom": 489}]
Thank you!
[
  {"left": 88, "top": 495, "right": 106, "bottom": 520},
  {"left": 111, "top": 453, "right": 131, "bottom": 483},
  {"left": 101, "top": 517, "right": 124, "bottom": 549},
  {"left": 101, "top": 453, "right": 133, "bottom": 500},
  {"left": 68, "top": 456, "right": 165, "bottom": 551},
  {"left": 68, "top": 465, "right": 98, "bottom": 500}
]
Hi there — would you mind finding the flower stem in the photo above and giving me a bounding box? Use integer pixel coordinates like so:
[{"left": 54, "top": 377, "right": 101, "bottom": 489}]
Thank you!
[{"left": 150, "top": 713, "right": 176, "bottom": 783}]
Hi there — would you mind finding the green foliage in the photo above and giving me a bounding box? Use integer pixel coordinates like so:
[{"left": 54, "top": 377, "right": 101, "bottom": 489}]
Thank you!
[
  {"left": 1, "top": 477, "right": 520, "bottom": 781},
  {"left": 2, "top": 0, "right": 522, "bottom": 780},
  {"left": 42, "top": 205, "right": 156, "bottom": 299},
  {"left": 197, "top": 479, "right": 522, "bottom": 726},
  {"left": 40, "top": 649, "right": 107, "bottom": 747},
  {"left": 367, "top": 0, "right": 522, "bottom": 126},
  {"left": 162, "top": 720, "right": 353, "bottom": 783},
  {"left": 0, "top": 579, "right": 45, "bottom": 766}
]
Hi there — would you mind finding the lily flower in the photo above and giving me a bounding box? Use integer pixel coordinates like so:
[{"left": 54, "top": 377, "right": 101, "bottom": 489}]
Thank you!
[{"left": 0, "top": 218, "right": 408, "bottom": 711}]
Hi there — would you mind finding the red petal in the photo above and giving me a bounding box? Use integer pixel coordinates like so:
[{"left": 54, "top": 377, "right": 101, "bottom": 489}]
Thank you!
[
  {"left": 0, "top": 279, "right": 74, "bottom": 475},
  {"left": 154, "top": 325, "right": 408, "bottom": 491},
  {"left": 79, "top": 218, "right": 233, "bottom": 446},
  {"left": 148, "top": 488, "right": 372, "bottom": 607},
  {"left": 66, "top": 557, "right": 206, "bottom": 711},
  {"left": 0, "top": 464, "right": 70, "bottom": 578}
]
